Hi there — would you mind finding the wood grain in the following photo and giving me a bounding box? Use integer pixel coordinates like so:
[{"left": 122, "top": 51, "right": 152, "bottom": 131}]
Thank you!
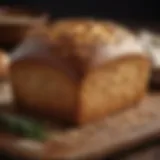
[
  {"left": 121, "top": 144, "right": 160, "bottom": 160},
  {"left": 0, "top": 82, "right": 160, "bottom": 160}
]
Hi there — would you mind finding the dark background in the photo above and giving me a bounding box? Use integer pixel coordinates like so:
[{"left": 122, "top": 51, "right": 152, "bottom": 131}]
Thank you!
[{"left": 0, "top": 0, "right": 159, "bottom": 21}]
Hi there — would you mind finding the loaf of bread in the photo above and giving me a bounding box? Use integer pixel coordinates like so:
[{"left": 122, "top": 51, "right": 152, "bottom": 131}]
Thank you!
[{"left": 10, "top": 19, "right": 151, "bottom": 125}]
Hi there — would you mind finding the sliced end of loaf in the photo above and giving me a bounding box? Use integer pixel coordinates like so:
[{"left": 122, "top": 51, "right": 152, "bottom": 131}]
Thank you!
[
  {"left": 78, "top": 56, "right": 151, "bottom": 124},
  {"left": 11, "top": 62, "right": 78, "bottom": 122}
]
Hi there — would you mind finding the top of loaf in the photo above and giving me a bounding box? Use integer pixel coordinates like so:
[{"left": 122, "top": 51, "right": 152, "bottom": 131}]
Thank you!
[
  {"left": 48, "top": 19, "right": 145, "bottom": 65},
  {"left": 50, "top": 19, "right": 132, "bottom": 45},
  {"left": 28, "top": 18, "right": 134, "bottom": 44},
  {"left": 17, "top": 19, "right": 146, "bottom": 74}
]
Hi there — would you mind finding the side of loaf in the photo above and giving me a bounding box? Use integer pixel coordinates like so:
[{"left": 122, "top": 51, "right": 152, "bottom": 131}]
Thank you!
[{"left": 10, "top": 19, "right": 151, "bottom": 125}]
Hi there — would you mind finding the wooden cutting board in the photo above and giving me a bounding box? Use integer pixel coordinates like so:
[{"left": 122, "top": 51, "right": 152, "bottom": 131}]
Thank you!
[{"left": 0, "top": 82, "right": 160, "bottom": 160}]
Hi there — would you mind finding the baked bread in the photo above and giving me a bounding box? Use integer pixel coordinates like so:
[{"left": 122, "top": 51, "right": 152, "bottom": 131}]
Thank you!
[{"left": 10, "top": 19, "right": 151, "bottom": 125}]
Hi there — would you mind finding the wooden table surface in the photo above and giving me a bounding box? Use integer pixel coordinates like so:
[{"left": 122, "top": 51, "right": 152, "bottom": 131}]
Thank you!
[
  {"left": 122, "top": 145, "right": 160, "bottom": 160},
  {"left": 0, "top": 140, "right": 160, "bottom": 160},
  {"left": 123, "top": 146, "right": 160, "bottom": 160},
  {"left": 110, "top": 140, "right": 160, "bottom": 160}
]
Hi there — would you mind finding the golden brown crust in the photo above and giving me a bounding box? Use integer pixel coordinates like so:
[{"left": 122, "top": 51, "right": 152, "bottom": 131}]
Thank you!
[
  {"left": 77, "top": 56, "right": 150, "bottom": 124},
  {"left": 50, "top": 19, "right": 147, "bottom": 70},
  {"left": 11, "top": 36, "right": 81, "bottom": 81},
  {"left": 26, "top": 19, "right": 147, "bottom": 75},
  {"left": 12, "top": 19, "right": 148, "bottom": 79},
  {"left": 10, "top": 19, "right": 151, "bottom": 125}
]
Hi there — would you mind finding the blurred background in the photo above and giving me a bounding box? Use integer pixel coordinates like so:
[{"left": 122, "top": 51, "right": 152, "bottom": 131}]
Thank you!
[{"left": 0, "top": 0, "right": 158, "bottom": 21}]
